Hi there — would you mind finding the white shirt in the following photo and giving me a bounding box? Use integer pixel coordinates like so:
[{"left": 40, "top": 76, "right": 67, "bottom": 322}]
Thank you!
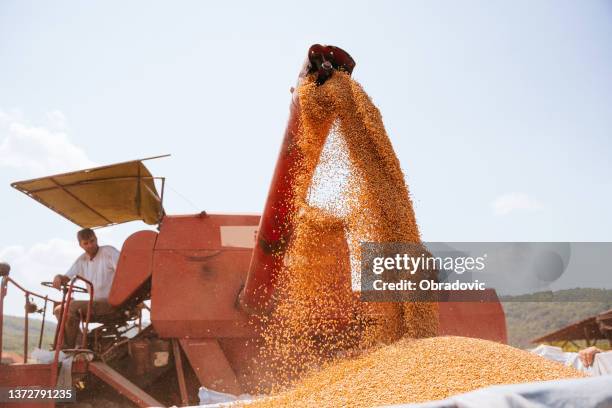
[{"left": 65, "top": 245, "right": 119, "bottom": 301}]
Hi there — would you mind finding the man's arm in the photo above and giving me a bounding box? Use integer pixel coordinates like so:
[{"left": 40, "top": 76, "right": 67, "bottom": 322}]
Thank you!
[
  {"left": 579, "top": 346, "right": 602, "bottom": 367},
  {"left": 53, "top": 259, "right": 80, "bottom": 290},
  {"left": 52, "top": 274, "right": 70, "bottom": 289}
]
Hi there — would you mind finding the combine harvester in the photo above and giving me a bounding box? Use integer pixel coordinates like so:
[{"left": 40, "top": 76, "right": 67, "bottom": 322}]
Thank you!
[{"left": 0, "top": 45, "right": 506, "bottom": 408}]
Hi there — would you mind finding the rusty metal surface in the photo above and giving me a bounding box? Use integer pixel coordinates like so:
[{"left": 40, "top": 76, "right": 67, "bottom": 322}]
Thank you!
[
  {"left": 109, "top": 230, "right": 157, "bottom": 307},
  {"left": 597, "top": 309, "right": 612, "bottom": 333},
  {"left": 531, "top": 308, "right": 612, "bottom": 344}
]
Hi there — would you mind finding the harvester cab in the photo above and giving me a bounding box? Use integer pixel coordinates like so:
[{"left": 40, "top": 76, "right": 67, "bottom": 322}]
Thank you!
[
  {"left": 11, "top": 155, "right": 167, "bottom": 356},
  {"left": 1, "top": 156, "right": 174, "bottom": 406},
  {"left": 1, "top": 155, "right": 266, "bottom": 406}
]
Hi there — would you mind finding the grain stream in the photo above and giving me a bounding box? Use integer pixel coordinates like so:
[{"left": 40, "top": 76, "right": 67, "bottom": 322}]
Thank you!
[{"left": 255, "top": 72, "right": 438, "bottom": 392}]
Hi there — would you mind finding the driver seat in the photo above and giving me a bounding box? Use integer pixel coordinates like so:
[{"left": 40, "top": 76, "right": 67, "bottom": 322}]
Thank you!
[
  {"left": 81, "top": 230, "right": 157, "bottom": 349},
  {"left": 107, "top": 230, "right": 157, "bottom": 310}
]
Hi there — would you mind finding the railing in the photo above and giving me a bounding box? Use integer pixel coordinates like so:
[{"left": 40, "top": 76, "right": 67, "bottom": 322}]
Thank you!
[
  {"left": 50, "top": 276, "right": 94, "bottom": 386},
  {"left": 0, "top": 276, "right": 59, "bottom": 363},
  {"left": 52, "top": 276, "right": 93, "bottom": 350}
]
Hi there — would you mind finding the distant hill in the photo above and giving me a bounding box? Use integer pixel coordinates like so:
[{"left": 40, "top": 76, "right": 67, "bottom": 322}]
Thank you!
[
  {"left": 502, "top": 288, "right": 612, "bottom": 349},
  {"left": 2, "top": 315, "right": 57, "bottom": 358}
]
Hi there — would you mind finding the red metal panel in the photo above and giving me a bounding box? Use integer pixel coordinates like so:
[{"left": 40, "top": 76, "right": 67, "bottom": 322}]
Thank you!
[
  {"left": 438, "top": 290, "right": 508, "bottom": 344},
  {"left": 0, "top": 363, "right": 55, "bottom": 385},
  {"left": 239, "top": 96, "right": 302, "bottom": 313},
  {"left": 109, "top": 230, "right": 157, "bottom": 307},
  {"left": 151, "top": 248, "right": 256, "bottom": 338},
  {"left": 218, "top": 338, "right": 263, "bottom": 390},
  {"left": 151, "top": 214, "right": 260, "bottom": 339},
  {"left": 179, "top": 339, "right": 242, "bottom": 395},
  {"left": 155, "top": 214, "right": 259, "bottom": 251},
  {"left": 0, "top": 364, "right": 55, "bottom": 408}
]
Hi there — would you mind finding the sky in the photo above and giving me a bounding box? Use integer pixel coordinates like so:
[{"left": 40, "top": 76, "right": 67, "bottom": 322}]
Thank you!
[{"left": 1, "top": 1, "right": 611, "bottom": 315}]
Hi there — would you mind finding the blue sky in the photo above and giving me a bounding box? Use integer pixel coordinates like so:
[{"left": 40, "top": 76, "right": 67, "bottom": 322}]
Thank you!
[{"left": 1, "top": 1, "right": 611, "bottom": 314}]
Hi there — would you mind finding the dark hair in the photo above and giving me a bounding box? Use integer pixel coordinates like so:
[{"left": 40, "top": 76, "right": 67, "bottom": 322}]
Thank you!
[{"left": 77, "top": 228, "right": 96, "bottom": 242}]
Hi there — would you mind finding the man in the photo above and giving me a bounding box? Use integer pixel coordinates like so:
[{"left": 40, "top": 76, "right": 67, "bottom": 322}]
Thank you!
[{"left": 53, "top": 228, "right": 120, "bottom": 348}]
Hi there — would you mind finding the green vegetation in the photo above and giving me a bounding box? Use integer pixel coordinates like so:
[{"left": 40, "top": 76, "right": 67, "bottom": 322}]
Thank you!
[
  {"left": 2, "top": 315, "right": 56, "bottom": 357},
  {"left": 503, "top": 288, "right": 612, "bottom": 349}
]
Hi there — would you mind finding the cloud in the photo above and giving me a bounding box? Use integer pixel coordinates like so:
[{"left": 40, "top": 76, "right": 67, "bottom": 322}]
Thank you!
[
  {"left": 492, "top": 192, "right": 543, "bottom": 216},
  {"left": 44, "top": 110, "right": 67, "bottom": 130},
  {"left": 0, "top": 239, "right": 82, "bottom": 316},
  {"left": 0, "top": 109, "right": 95, "bottom": 176}
]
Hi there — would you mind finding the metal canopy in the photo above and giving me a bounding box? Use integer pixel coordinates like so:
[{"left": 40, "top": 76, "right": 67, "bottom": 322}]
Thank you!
[{"left": 11, "top": 155, "right": 168, "bottom": 228}]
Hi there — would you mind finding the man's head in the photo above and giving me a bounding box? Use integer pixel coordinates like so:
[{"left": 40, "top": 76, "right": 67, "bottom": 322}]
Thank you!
[{"left": 77, "top": 228, "right": 99, "bottom": 257}]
